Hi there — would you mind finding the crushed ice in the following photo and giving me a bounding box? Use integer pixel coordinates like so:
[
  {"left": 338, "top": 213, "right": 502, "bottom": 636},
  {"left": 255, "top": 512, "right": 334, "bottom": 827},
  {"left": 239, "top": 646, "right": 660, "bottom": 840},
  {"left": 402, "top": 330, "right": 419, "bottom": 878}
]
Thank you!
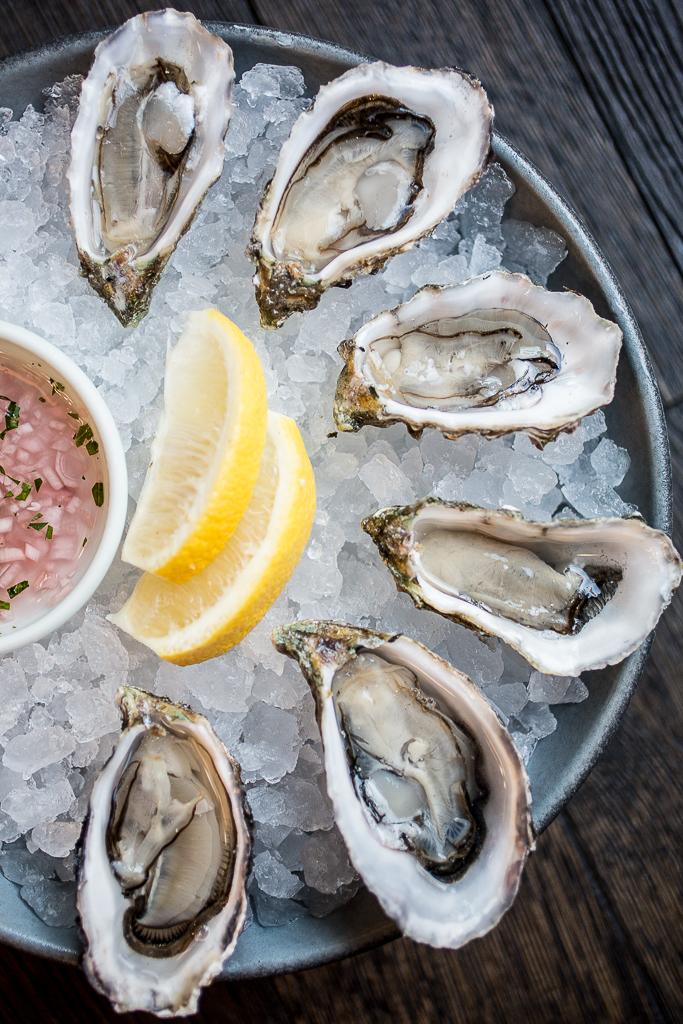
[{"left": 0, "top": 64, "right": 636, "bottom": 930}]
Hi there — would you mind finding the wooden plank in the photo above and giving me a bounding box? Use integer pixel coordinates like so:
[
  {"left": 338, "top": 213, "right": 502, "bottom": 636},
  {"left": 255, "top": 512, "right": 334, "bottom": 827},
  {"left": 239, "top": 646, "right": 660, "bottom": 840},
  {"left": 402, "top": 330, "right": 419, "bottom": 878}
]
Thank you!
[
  {"left": 547, "top": 0, "right": 683, "bottom": 278},
  {"left": 252, "top": 0, "right": 683, "bottom": 403},
  {"left": 0, "top": 1, "right": 256, "bottom": 61}
]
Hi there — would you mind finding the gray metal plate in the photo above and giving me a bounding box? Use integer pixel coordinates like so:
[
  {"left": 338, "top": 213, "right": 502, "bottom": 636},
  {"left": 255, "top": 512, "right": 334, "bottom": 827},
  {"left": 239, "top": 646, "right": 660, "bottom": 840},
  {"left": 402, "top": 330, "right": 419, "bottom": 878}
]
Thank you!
[{"left": 0, "top": 23, "right": 671, "bottom": 977}]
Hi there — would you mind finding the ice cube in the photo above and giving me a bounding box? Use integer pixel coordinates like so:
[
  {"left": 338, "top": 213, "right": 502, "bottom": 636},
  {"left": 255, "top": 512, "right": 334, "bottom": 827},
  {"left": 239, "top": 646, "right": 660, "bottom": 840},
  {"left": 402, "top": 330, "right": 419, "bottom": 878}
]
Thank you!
[
  {"left": 482, "top": 682, "right": 529, "bottom": 720},
  {"left": 301, "top": 829, "right": 356, "bottom": 894},
  {"left": 541, "top": 429, "right": 585, "bottom": 467},
  {"left": 456, "top": 162, "right": 515, "bottom": 244},
  {"left": 2, "top": 727, "right": 75, "bottom": 779},
  {"left": 238, "top": 703, "right": 299, "bottom": 784},
  {"left": 528, "top": 671, "right": 589, "bottom": 705},
  {"left": 247, "top": 776, "right": 334, "bottom": 831},
  {"left": 65, "top": 688, "right": 120, "bottom": 743},
  {"left": 501, "top": 219, "right": 567, "bottom": 285},
  {"left": 31, "top": 820, "right": 81, "bottom": 858},
  {"left": 253, "top": 850, "right": 302, "bottom": 899},
  {"left": 250, "top": 887, "right": 307, "bottom": 928},
  {"left": 1, "top": 779, "right": 74, "bottom": 830},
  {"left": 467, "top": 233, "right": 503, "bottom": 277},
  {"left": 562, "top": 476, "right": 635, "bottom": 519},
  {"left": 0, "top": 662, "right": 29, "bottom": 737},
  {"left": 20, "top": 878, "right": 77, "bottom": 928},
  {"left": 513, "top": 702, "right": 558, "bottom": 740},
  {"left": 0, "top": 842, "right": 56, "bottom": 884},
  {"left": 239, "top": 64, "right": 305, "bottom": 102},
  {"left": 381, "top": 248, "right": 425, "bottom": 290},
  {"left": 590, "top": 437, "right": 630, "bottom": 488},
  {"left": 358, "top": 452, "right": 415, "bottom": 507}
]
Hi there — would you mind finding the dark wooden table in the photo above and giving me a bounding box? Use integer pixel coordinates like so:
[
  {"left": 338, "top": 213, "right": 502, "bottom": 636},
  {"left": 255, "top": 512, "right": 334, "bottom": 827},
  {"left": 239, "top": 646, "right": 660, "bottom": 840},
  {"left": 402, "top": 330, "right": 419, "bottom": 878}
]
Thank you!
[{"left": 0, "top": 2, "right": 681, "bottom": 1021}]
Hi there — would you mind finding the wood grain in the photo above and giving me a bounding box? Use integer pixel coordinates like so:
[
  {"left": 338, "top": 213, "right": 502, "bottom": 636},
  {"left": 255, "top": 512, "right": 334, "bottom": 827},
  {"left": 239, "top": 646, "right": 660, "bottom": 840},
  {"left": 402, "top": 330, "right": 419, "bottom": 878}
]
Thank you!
[
  {"left": 548, "top": 0, "right": 683, "bottom": 278},
  {"left": 0, "top": 1, "right": 256, "bottom": 58},
  {"left": 0, "top": 2, "right": 680, "bottom": 1023}
]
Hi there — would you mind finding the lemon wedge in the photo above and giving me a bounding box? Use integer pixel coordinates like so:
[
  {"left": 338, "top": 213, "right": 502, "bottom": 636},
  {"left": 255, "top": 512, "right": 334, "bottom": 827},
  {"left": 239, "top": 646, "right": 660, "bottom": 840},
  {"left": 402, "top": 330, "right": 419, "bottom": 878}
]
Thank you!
[
  {"left": 110, "top": 412, "right": 316, "bottom": 664},
  {"left": 122, "top": 308, "right": 267, "bottom": 582}
]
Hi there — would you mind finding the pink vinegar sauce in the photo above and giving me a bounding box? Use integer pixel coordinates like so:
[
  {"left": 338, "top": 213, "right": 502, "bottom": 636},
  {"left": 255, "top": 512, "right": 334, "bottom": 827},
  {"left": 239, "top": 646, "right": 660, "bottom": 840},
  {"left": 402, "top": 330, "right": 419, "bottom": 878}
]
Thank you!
[{"left": 0, "top": 358, "right": 104, "bottom": 623}]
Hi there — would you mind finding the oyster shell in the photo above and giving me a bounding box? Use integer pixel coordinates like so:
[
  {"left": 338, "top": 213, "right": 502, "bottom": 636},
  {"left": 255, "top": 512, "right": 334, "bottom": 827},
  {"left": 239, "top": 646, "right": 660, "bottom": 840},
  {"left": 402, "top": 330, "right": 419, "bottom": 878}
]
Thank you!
[
  {"left": 273, "top": 621, "right": 533, "bottom": 948},
  {"left": 363, "top": 500, "right": 682, "bottom": 675},
  {"left": 77, "top": 686, "right": 250, "bottom": 1017},
  {"left": 68, "top": 10, "right": 234, "bottom": 326},
  {"left": 334, "top": 272, "right": 622, "bottom": 444},
  {"left": 250, "top": 62, "right": 492, "bottom": 327}
]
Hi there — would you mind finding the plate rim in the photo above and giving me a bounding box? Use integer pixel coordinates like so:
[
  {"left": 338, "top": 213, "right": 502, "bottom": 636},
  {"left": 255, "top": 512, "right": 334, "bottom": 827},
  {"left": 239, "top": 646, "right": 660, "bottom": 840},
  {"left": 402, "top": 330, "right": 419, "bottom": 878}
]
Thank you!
[{"left": 0, "top": 20, "right": 671, "bottom": 977}]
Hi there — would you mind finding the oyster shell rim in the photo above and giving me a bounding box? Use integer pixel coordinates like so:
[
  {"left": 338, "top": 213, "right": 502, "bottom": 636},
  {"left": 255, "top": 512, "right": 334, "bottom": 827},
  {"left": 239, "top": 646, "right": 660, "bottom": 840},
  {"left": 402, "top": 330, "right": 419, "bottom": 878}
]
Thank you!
[
  {"left": 248, "top": 60, "right": 494, "bottom": 327},
  {"left": 362, "top": 499, "right": 682, "bottom": 676},
  {"left": 67, "top": 9, "right": 235, "bottom": 327},
  {"left": 333, "top": 270, "right": 623, "bottom": 446},
  {"left": 273, "top": 620, "right": 534, "bottom": 949},
  {"left": 76, "top": 685, "right": 252, "bottom": 1018}
]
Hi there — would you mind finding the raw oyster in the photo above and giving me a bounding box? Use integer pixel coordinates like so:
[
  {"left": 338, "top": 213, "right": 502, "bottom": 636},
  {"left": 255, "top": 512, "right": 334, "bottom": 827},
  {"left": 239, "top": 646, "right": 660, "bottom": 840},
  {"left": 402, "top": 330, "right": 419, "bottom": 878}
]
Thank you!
[
  {"left": 363, "top": 500, "right": 682, "bottom": 675},
  {"left": 68, "top": 10, "right": 234, "bottom": 326},
  {"left": 77, "top": 687, "right": 250, "bottom": 1017},
  {"left": 250, "top": 62, "right": 492, "bottom": 327},
  {"left": 273, "top": 621, "right": 533, "bottom": 948},
  {"left": 335, "top": 272, "right": 622, "bottom": 444}
]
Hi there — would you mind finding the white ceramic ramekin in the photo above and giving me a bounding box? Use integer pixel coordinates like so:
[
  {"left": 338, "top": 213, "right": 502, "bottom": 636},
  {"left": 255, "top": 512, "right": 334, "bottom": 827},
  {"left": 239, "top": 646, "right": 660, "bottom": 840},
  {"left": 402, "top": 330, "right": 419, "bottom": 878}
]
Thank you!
[{"left": 0, "top": 320, "right": 128, "bottom": 653}]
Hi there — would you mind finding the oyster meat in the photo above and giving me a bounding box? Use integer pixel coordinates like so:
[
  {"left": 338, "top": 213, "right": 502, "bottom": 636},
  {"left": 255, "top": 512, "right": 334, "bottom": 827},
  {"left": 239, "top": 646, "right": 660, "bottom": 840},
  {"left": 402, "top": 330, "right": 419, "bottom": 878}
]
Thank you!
[
  {"left": 274, "top": 621, "right": 533, "bottom": 948},
  {"left": 68, "top": 10, "right": 234, "bottom": 326},
  {"left": 334, "top": 271, "right": 622, "bottom": 443},
  {"left": 77, "top": 687, "right": 250, "bottom": 1017},
  {"left": 250, "top": 62, "right": 492, "bottom": 327},
  {"left": 363, "top": 500, "right": 682, "bottom": 675}
]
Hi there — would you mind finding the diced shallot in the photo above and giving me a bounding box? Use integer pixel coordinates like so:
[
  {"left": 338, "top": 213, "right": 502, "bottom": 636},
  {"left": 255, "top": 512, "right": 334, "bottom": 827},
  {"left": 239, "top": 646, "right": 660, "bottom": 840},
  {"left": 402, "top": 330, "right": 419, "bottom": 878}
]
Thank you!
[
  {"left": 0, "top": 547, "right": 26, "bottom": 561},
  {"left": 21, "top": 434, "right": 47, "bottom": 454},
  {"left": 41, "top": 466, "right": 63, "bottom": 490},
  {"left": 0, "top": 359, "right": 103, "bottom": 618},
  {"left": 56, "top": 450, "right": 85, "bottom": 487}
]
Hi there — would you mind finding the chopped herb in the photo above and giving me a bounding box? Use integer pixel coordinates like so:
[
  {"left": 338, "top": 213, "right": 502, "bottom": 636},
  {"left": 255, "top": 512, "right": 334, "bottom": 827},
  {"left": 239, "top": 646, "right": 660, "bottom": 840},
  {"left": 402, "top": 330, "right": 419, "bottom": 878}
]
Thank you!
[
  {"left": 73, "top": 422, "right": 94, "bottom": 447},
  {"left": 92, "top": 481, "right": 104, "bottom": 507},
  {"left": 0, "top": 399, "right": 20, "bottom": 438},
  {"left": 46, "top": 525, "right": 53, "bottom": 540},
  {"left": 29, "top": 512, "right": 43, "bottom": 522},
  {"left": 49, "top": 378, "right": 65, "bottom": 395},
  {"left": 34, "top": 477, "right": 42, "bottom": 492},
  {"left": 68, "top": 411, "right": 80, "bottom": 420},
  {"left": 86, "top": 439, "right": 99, "bottom": 456},
  {"left": 28, "top": 520, "right": 48, "bottom": 531},
  {"left": 0, "top": 600, "right": 9, "bottom": 611},
  {"left": 0, "top": 467, "right": 19, "bottom": 485},
  {"left": 7, "top": 580, "right": 28, "bottom": 599},
  {"left": 15, "top": 482, "right": 31, "bottom": 502}
]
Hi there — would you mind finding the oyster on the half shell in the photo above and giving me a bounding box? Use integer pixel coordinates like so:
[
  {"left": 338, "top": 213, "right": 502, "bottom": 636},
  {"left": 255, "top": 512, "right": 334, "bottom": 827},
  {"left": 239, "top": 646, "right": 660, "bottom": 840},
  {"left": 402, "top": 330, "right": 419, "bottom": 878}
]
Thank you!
[
  {"left": 363, "top": 500, "right": 682, "bottom": 675},
  {"left": 334, "top": 271, "right": 622, "bottom": 444},
  {"left": 273, "top": 621, "right": 533, "bottom": 949},
  {"left": 77, "top": 687, "right": 250, "bottom": 1017},
  {"left": 68, "top": 9, "right": 234, "bottom": 326},
  {"left": 250, "top": 62, "right": 492, "bottom": 327}
]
